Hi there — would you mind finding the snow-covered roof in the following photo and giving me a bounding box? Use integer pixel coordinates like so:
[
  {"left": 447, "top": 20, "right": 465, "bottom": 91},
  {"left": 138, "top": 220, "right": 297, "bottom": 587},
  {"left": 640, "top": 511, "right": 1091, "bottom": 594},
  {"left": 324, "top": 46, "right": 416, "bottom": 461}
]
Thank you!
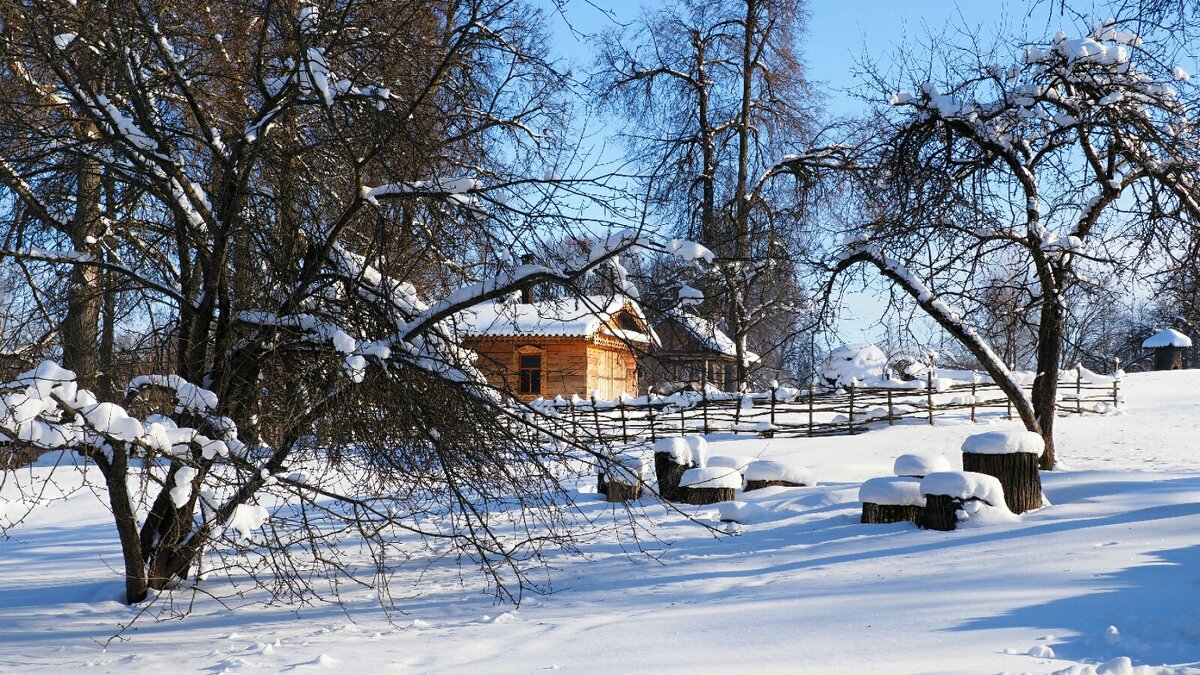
[
  {"left": 1142, "top": 328, "right": 1193, "bottom": 349},
  {"left": 660, "top": 309, "right": 759, "bottom": 364},
  {"left": 458, "top": 294, "right": 655, "bottom": 344}
]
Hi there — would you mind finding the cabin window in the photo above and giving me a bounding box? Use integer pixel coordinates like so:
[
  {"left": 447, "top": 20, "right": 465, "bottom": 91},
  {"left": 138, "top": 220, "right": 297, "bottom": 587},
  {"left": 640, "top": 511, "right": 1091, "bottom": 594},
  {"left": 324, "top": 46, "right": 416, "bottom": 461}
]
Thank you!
[{"left": 518, "top": 353, "right": 543, "bottom": 395}]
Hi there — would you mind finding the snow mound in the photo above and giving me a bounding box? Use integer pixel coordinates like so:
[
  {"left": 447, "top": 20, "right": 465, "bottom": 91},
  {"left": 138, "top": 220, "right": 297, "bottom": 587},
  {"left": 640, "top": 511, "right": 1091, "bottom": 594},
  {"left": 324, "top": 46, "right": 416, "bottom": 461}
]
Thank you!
[
  {"left": 821, "top": 344, "right": 886, "bottom": 386},
  {"left": 893, "top": 453, "right": 952, "bottom": 477},
  {"left": 1142, "top": 328, "right": 1192, "bottom": 349},
  {"left": 1027, "top": 644, "right": 1055, "bottom": 658},
  {"left": 717, "top": 501, "right": 771, "bottom": 524},
  {"left": 679, "top": 467, "right": 742, "bottom": 490},
  {"left": 961, "top": 430, "right": 1045, "bottom": 456},
  {"left": 859, "top": 477, "right": 925, "bottom": 506},
  {"left": 744, "top": 460, "right": 812, "bottom": 485}
]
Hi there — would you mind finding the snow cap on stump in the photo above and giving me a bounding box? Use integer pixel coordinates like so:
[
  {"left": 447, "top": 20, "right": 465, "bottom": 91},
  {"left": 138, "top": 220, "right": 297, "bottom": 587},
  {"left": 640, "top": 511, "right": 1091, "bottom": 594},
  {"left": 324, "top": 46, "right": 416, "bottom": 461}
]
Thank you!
[
  {"left": 683, "top": 435, "right": 708, "bottom": 466},
  {"left": 680, "top": 466, "right": 742, "bottom": 490},
  {"left": 859, "top": 476, "right": 925, "bottom": 506},
  {"left": 707, "top": 455, "right": 755, "bottom": 473},
  {"left": 893, "top": 453, "right": 952, "bottom": 477},
  {"left": 1142, "top": 328, "right": 1192, "bottom": 349},
  {"left": 744, "top": 460, "right": 812, "bottom": 485},
  {"left": 604, "top": 454, "right": 647, "bottom": 486},
  {"left": 919, "top": 471, "right": 1007, "bottom": 508},
  {"left": 654, "top": 436, "right": 705, "bottom": 466},
  {"left": 961, "top": 430, "right": 1045, "bottom": 456}
]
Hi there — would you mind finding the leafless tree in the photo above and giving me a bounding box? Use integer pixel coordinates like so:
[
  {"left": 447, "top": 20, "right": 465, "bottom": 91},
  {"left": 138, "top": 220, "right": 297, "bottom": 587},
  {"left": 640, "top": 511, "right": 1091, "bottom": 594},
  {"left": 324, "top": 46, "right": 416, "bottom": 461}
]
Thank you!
[
  {"left": 832, "top": 19, "right": 1200, "bottom": 468},
  {"left": 592, "top": 0, "right": 819, "bottom": 388}
]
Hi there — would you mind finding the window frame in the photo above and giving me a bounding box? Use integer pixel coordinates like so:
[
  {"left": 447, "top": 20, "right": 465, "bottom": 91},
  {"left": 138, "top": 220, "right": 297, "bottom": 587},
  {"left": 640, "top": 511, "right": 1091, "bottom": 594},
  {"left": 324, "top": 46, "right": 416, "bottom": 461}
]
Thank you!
[{"left": 516, "top": 346, "right": 544, "bottom": 396}]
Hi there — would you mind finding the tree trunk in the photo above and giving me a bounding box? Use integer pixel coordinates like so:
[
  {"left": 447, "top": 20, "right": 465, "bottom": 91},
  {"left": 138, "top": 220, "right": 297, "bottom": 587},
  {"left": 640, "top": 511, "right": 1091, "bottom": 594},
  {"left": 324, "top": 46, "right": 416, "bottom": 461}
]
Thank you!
[
  {"left": 962, "top": 452, "right": 1042, "bottom": 514},
  {"left": 680, "top": 486, "right": 735, "bottom": 505},
  {"left": 101, "top": 448, "right": 150, "bottom": 603},
  {"left": 61, "top": 150, "right": 104, "bottom": 389},
  {"left": 917, "top": 494, "right": 959, "bottom": 531},
  {"left": 861, "top": 502, "right": 922, "bottom": 524},
  {"left": 729, "top": 0, "right": 757, "bottom": 389},
  {"left": 1031, "top": 290, "right": 1064, "bottom": 470},
  {"left": 654, "top": 452, "right": 692, "bottom": 502}
]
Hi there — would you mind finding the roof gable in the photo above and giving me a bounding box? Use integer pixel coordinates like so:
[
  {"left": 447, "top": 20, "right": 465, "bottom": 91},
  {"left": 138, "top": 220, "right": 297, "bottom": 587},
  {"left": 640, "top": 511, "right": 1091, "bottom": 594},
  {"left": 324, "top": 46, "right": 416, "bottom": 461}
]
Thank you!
[{"left": 657, "top": 309, "right": 759, "bottom": 363}]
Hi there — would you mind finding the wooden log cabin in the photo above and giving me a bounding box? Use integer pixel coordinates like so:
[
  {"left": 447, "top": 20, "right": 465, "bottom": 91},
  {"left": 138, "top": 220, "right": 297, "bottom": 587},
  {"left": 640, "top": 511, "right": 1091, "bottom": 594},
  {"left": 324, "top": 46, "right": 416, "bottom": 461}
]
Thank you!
[
  {"left": 458, "top": 294, "right": 657, "bottom": 401},
  {"left": 641, "top": 308, "right": 758, "bottom": 393}
]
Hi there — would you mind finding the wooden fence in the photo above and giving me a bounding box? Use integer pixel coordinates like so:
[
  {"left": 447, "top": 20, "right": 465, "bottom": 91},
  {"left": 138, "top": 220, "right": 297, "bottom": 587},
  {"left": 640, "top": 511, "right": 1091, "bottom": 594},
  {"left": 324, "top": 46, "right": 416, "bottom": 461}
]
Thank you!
[{"left": 518, "top": 368, "right": 1123, "bottom": 444}]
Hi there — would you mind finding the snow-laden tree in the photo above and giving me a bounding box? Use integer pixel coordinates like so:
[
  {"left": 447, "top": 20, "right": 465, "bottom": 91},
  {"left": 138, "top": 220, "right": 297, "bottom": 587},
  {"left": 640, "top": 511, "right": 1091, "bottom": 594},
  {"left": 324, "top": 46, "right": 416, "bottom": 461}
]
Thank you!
[
  {"left": 0, "top": 0, "right": 693, "bottom": 613},
  {"left": 835, "top": 20, "right": 1200, "bottom": 468}
]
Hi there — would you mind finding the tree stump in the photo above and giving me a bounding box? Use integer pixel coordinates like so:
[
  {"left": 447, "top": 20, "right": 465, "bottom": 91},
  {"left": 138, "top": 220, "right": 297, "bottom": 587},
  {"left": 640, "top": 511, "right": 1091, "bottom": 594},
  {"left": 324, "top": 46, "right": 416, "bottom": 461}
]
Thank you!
[
  {"left": 918, "top": 494, "right": 960, "bottom": 531},
  {"left": 744, "top": 479, "right": 805, "bottom": 492},
  {"left": 605, "top": 481, "right": 642, "bottom": 502},
  {"left": 861, "top": 502, "right": 923, "bottom": 524},
  {"left": 596, "top": 472, "right": 608, "bottom": 497},
  {"left": 961, "top": 452, "right": 1042, "bottom": 514},
  {"left": 743, "top": 460, "right": 812, "bottom": 492},
  {"left": 654, "top": 451, "right": 692, "bottom": 502},
  {"left": 679, "top": 486, "right": 736, "bottom": 505}
]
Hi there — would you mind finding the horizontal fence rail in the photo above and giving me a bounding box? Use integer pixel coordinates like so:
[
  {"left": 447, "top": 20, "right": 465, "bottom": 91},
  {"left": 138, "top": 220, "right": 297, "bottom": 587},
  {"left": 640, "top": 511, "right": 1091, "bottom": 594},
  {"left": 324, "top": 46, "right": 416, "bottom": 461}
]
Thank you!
[{"left": 514, "top": 367, "right": 1123, "bottom": 445}]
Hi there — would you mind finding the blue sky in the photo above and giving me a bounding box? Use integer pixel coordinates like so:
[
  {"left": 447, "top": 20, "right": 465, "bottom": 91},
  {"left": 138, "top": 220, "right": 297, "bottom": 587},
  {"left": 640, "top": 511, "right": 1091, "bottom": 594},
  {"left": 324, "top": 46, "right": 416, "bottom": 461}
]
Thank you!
[
  {"left": 543, "top": 0, "right": 1034, "bottom": 114},
  {"left": 536, "top": 1, "right": 1119, "bottom": 345}
]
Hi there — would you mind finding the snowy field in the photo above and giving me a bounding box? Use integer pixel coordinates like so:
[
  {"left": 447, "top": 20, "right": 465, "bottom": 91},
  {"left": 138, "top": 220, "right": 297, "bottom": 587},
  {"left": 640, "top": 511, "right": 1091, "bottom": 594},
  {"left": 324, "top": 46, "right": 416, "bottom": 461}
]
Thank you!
[{"left": 4, "top": 370, "right": 1200, "bottom": 674}]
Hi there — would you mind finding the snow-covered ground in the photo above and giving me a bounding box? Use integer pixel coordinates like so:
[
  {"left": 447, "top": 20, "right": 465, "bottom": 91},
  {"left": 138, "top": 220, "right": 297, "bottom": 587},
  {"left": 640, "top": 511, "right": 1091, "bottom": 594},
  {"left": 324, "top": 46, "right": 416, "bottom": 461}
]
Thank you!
[{"left": 4, "top": 371, "right": 1200, "bottom": 674}]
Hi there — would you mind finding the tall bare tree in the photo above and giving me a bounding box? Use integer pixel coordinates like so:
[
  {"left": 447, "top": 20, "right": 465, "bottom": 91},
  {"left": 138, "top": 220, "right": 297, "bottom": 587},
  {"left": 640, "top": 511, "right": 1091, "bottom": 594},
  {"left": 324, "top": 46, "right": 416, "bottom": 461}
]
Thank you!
[{"left": 593, "top": 0, "right": 816, "bottom": 388}]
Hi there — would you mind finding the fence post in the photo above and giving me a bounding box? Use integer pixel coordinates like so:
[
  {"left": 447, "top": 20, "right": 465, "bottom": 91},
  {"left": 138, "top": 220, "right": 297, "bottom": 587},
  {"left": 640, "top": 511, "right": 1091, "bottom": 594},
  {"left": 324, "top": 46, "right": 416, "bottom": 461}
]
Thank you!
[
  {"left": 1112, "top": 379, "right": 1119, "bottom": 409},
  {"left": 646, "top": 389, "right": 657, "bottom": 442},
  {"left": 589, "top": 395, "right": 601, "bottom": 442},
  {"left": 569, "top": 400, "right": 579, "bottom": 444},
  {"left": 733, "top": 390, "right": 742, "bottom": 434},
  {"left": 702, "top": 387, "right": 710, "bottom": 434},
  {"left": 926, "top": 371, "right": 934, "bottom": 426},
  {"left": 847, "top": 383, "right": 855, "bottom": 434},
  {"left": 680, "top": 401, "right": 687, "bottom": 436},
  {"left": 1076, "top": 365, "right": 1083, "bottom": 415},
  {"left": 886, "top": 388, "right": 894, "bottom": 426},
  {"left": 808, "top": 384, "right": 815, "bottom": 437},
  {"left": 619, "top": 399, "right": 628, "bottom": 443},
  {"left": 970, "top": 379, "right": 977, "bottom": 423},
  {"left": 770, "top": 381, "right": 778, "bottom": 428}
]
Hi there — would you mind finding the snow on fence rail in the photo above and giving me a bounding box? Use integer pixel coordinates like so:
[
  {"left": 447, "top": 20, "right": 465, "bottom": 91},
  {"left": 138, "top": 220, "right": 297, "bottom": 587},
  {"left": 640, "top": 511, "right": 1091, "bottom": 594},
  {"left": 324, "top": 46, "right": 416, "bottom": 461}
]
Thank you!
[{"left": 516, "top": 367, "right": 1123, "bottom": 444}]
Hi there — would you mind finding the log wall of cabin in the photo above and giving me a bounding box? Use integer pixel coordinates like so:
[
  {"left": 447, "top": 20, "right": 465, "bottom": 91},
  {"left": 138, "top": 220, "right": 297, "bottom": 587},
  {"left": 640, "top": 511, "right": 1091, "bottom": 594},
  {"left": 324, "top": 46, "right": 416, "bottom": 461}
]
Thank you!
[
  {"left": 465, "top": 337, "right": 591, "bottom": 400},
  {"left": 587, "top": 341, "right": 639, "bottom": 399}
]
